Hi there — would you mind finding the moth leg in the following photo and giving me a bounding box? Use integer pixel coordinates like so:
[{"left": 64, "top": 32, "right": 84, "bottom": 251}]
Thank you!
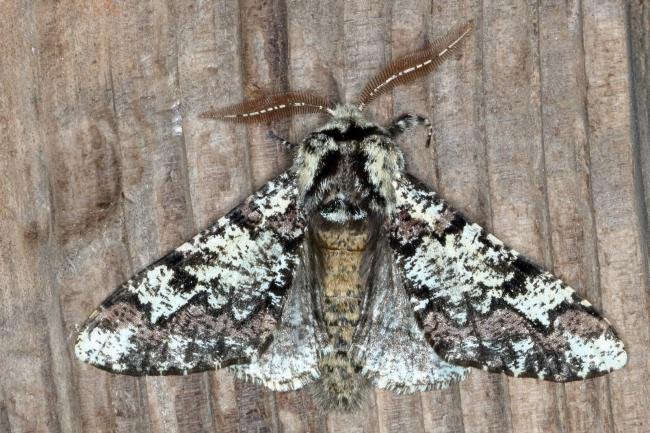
[
  {"left": 267, "top": 130, "right": 297, "bottom": 150},
  {"left": 388, "top": 113, "right": 434, "bottom": 148}
]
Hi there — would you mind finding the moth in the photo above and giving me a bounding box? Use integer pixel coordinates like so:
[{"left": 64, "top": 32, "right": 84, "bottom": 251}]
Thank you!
[{"left": 75, "top": 21, "right": 627, "bottom": 412}]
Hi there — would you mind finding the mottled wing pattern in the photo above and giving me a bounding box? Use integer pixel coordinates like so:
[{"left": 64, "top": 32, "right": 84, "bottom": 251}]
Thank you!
[
  {"left": 388, "top": 175, "right": 627, "bottom": 381},
  {"left": 228, "top": 242, "right": 325, "bottom": 391},
  {"left": 351, "top": 239, "right": 468, "bottom": 392},
  {"left": 75, "top": 172, "right": 306, "bottom": 375}
]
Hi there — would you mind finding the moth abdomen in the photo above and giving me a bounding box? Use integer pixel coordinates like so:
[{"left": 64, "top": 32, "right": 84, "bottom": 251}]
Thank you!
[{"left": 312, "top": 224, "right": 372, "bottom": 411}]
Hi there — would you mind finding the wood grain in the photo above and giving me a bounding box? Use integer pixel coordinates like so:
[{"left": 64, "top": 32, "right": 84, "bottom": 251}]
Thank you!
[
  {"left": 1, "top": 1, "right": 648, "bottom": 432},
  {"left": 537, "top": 2, "right": 612, "bottom": 432}
]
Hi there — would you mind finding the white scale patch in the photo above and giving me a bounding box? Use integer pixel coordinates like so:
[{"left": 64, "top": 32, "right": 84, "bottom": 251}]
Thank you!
[
  {"left": 402, "top": 223, "right": 516, "bottom": 324},
  {"left": 155, "top": 335, "right": 214, "bottom": 372},
  {"left": 129, "top": 265, "right": 201, "bottom": 324},
  {"left": 75, "top": 325, "right": 137, "bottom": 372},
  {"left": 296, "top": 135, "right": 337, "bottom": 192},
  {"left": 124, "top": 178, "right": 299, "bottom": 324},
  {"left": 393, "top": 180, "right": 445, "bottom": 221},
  {"left": 320, "top": 206, "right": 368, "bottom": 223},
  {"left": 229, "top": 343, "right": 320, "bottom": 391},
  {"left": 254, "top": 189, "right": 295, "bottom": 219},
  {"left": 503, "top": 274, "right": 574, "bottom": 326},
  {"left": 362, "top": 138, "right": 401, "bottom": 213},
  {"left": 563, "top": 332, "right": 627, "bottom": 378},
  {"left": 398, "top": 183, "right": 579, "bottom": 327}
]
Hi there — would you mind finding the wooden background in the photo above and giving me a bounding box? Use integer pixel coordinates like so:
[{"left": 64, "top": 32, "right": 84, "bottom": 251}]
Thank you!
[{"left": 1, "top": 1, "right": 648, "bottom": 432}]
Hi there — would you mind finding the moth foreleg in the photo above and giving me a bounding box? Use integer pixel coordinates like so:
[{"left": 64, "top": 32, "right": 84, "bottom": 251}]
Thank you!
[
  {"left": 267, "top": 130, "right": 297, "bottom": 150},
  {"left": 388, "top": 113, "right": 433, "bottom": 148}
]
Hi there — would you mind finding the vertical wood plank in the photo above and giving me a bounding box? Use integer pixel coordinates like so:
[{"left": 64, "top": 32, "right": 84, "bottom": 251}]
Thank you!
[
  {"left": 0, "top": 2, "right": 80, "bottom": 432},
  {"left": 234, "top": 381, "right": 280, "bottom": 433},
  {"left": 102, "top": 0, "right": 215, "bottom": 432},
  {"left": 628, "top": 1, "right": 650, "bottom": 266},
  {"left": 537, "top": 2, "right": 615, "bottom": 432},
  {"left": 285, "top": 0, "right": 342, "bottom": 131},
  {"left": 210, "top": 371, "right": 240, "bottom": 432},
  {"left": 240, "top": 0, "right": 291, "bottom": 189},
  {"left": 177, "top": 0, "right": 252, "bottom": 222},
  {"left": 375, "top": 392, "right": 426, "bottom": 433},
  {"left": 275, "top": 391, "right": 324, "bottom": 433},
  {"left": 427, "top": 3, "right": 516, "bottom": 433},
  {"left": 32, "top": 1, "right": 155, "bottom": 432},
  {"left": 420, "top": 391, "right": 464, "bottom": 433},
  {"left": 481, "top": 1, "right": 564, "bottom": 432},
  {"left": 340, "top": 0, "right": 392, "bottom": 122},
  {"left": 581, "top": 1, "right": 650, "bottom": 432},
  {"left": 391, "top": 0, "right": 436, "bottom": 183}
]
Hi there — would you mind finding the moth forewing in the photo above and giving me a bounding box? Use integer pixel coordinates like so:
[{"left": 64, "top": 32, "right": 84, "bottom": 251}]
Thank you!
[{"left": 74, "top": 172, "right": 306, "bottom": 376}]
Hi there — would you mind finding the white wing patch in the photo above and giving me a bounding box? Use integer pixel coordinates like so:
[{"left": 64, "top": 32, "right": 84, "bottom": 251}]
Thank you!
[
  {"left": 504, "top": 274, "right": 574, "bottom": 327},
  {"left": 75, "top": 325, "right": 138, "bottom": 373},
  {"left": 130, "top": 266, "right": 197, "bottom": 323},
  {"left": 563, "top": 331, "right": 627, "bottom": 379}
]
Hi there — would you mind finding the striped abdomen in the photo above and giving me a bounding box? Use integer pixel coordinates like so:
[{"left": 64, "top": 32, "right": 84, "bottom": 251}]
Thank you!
[{"left": 313, "top": 225, "right": 371, "bottom": 411}]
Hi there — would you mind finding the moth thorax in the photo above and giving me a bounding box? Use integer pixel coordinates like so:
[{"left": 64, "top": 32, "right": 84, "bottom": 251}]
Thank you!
[{"left": 312, "top": 223, "right": 371, "bottom": 411}]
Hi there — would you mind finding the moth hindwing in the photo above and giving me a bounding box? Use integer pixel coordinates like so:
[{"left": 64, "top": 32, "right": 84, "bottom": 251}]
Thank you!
[{"left": 76, "top": 21, "right": 626, "bottom": 412}]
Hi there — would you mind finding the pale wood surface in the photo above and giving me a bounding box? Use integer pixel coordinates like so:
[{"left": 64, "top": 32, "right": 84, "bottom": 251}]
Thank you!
[{"left": 1, "top": 1, "right": 648, "bottom": 432}]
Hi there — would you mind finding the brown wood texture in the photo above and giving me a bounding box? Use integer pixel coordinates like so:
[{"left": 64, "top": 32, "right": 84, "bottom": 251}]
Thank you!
[{"left": 1, "top": 1, "right": 648, "bottom": 432}]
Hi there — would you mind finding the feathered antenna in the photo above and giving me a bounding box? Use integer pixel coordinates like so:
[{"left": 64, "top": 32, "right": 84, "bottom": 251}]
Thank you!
[
  {"left": 357, "top": 21, "right": 473, "bottom": 111},
  {"left": 201, "top": 91, "right": 334, "bottom": 123}
]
